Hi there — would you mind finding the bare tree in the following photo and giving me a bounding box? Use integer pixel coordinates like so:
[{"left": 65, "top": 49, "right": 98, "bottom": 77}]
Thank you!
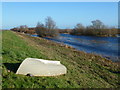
[
  {"left": 91, "top": 20, "right": 104, "bottom": 29},
  {"left": 35, "top": 18, "right": 59, "bottom": 37},
  {"left": 45, "top": 16, "right": 58, "bottom": 37},
  {"left": 45, "top": 16, "right": 56, "bottom": 30},
  {"left": 35, "top": 22, "right": 46, "bottom": 37},
  {"left": 75, "top": 23, "right": 85, "bottom": 30},
  {"left": 71, "top": 23, "right": 85, "bottom": 35}
]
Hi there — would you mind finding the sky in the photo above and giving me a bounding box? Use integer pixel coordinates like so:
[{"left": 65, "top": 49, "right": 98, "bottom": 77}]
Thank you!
[
  {"left": 1, "top": 0, "right": 119, "bottom": 2},
  {"left": 2, "top": 2, "right": 118, "bottom": 29}
]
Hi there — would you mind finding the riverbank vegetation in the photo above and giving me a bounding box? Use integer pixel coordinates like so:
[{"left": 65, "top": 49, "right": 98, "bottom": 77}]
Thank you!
[
  {"left": 70, "top": 20, "right": 118, "bottom": 37},
  {"left": 2, "top": 30, "right": 120, "bottom": 88},
  {"left": 11, "top": 18, "right": 118, "bottom": 37},
  {"left": 35, "top": 17, "right": 59, "bottom": 37},
  {"left": 11, "top": 17, "right": 59, "bottom": 37}
]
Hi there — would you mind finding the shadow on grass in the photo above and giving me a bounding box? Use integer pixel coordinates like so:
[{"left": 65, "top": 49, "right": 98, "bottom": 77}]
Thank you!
[
  {"left": 108, "top": 69, "right": 120, "bottom": 74},
  {"left": 4, "top": 63, "right": 21, "bottom": 73}
]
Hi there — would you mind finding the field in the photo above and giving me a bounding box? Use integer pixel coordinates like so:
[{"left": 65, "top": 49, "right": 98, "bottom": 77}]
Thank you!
[{"left": 2, "top": 31, "right": 120, "bottom": 88}]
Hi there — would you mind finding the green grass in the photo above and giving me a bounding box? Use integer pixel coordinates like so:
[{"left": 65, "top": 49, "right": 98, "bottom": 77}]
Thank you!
[{"left": 2, "top": 30, "right": 120, "bottom": 88}]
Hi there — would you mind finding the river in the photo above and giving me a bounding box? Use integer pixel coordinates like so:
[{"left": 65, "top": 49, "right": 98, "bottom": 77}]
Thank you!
[{"left": 31, "top": 34, "right": 120, "bottom": 62}]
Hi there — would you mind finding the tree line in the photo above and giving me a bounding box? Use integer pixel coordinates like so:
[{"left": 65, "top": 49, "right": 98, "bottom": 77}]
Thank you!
[
  {"left": 11, "top": 17, "right": 118, "bottom": 37},
  {"left": 70, "top": 20, "right": 118, "bottom": 37}
]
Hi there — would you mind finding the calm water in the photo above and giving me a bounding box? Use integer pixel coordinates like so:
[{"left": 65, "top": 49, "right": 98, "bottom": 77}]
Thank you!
[{"left": 32, "top": 34, "right": 120, "bottom": 62}]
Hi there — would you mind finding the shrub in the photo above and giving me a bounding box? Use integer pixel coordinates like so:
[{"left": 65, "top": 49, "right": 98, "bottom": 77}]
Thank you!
[
  {"left": 35, "top": 17, "right": 59, "bottom": 37},
  {"left": 70, "top": 20, "right": 118, "bottom": 37}
]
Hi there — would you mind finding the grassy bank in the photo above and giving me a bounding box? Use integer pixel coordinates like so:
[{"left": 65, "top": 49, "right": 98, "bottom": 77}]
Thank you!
[{"left": 2, "top": 31, "right": 120, "bottom": 88}]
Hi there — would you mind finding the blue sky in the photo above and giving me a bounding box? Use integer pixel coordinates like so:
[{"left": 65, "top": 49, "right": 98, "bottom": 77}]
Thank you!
[{"left": 2, "top": 2, "right": 118, "bottom": 29}]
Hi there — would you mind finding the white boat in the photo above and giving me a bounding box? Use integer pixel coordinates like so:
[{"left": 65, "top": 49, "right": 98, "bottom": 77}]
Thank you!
[{"left": 16, "top": 58, "right": 67, "bottom": 76}]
